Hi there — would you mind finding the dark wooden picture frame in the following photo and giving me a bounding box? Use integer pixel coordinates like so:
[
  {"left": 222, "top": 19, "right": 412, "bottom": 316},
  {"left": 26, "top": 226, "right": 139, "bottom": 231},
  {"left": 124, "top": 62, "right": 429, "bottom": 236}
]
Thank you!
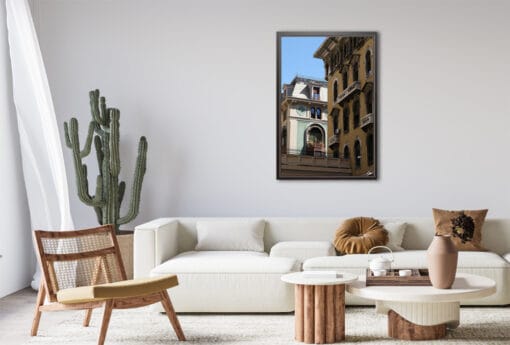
[{"left": 276, "top": 32, "right": 377, "bottom": 179}]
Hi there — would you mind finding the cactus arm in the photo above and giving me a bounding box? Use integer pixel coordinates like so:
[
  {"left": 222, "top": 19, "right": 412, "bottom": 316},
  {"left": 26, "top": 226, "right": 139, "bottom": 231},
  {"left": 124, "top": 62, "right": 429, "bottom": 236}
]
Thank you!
[
  {"left": 116, "top": 181, "right": 126, "bottom": 228},
  {"left": 77, "top": 164, "right": 103, "bottom": 206},
  {"left": 103, "top": 103, "right": 111, "bottom": 126},
  {"left": 101, "top": 133, "right": 112, "bottom": 225},
  {"left": 64, "top": 121, "right": 72, "bottom": 148},
  {"left": 65, "top": 118, "right": 93, "bottom": 157},
  {"left": 79, "top": 121, "right": 95, "bottom": 158},
  {"left": 67, "top": 118, "right": 104, "bottom": 207},
  {"left": 74, "top": 163, "right": 104, "bottom": 207},
  {"left": 109, "top": 109, "right": 121, "bottom": 176},
  {"left": 100, "top": 96, "right": 108, "bottom": 125},
  {"left": 75, "top": 162, "right": 92, "bottom": 203},
  {"left": 108, "top": 108, "right": 120, "bottom": 229},
  {"left": 118, "top": 136, "right": 147, "bottom": 225},
  {"left": 90, "top": 89, "right": 106, "bottom": 126}
]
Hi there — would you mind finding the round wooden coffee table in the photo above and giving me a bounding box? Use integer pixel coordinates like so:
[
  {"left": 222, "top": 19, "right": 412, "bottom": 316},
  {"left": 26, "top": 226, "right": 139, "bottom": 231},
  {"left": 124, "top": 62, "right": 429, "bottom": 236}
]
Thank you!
[
  {"left": 346, "top": 273, "right": 496, "bottom": 340},
  {"left": 281, "top": 272, "right": 357, "bottom": 344}
]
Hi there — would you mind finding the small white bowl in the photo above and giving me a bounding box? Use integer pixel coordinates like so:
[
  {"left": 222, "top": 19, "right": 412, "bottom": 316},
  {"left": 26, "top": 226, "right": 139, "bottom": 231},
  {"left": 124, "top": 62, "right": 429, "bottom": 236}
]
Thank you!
[
  {"left": 399, "top": 269, "right": 412, "bottom": 277},
  {"left": 372, "top": 269, "right": 387, "bottom": 277}
]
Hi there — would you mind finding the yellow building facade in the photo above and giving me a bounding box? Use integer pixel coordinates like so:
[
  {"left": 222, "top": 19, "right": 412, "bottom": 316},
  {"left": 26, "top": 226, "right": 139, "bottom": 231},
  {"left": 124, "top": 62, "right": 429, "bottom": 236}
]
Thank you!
[{"left": 314, "top": 36, "right": 376, "bottom": 176}]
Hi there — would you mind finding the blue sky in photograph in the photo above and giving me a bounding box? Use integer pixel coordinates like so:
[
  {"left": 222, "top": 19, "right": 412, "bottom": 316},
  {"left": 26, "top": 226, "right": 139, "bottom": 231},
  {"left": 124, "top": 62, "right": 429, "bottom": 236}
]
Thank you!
[{"left": 281, "top": 36, "right": 327, "bottom": 86}]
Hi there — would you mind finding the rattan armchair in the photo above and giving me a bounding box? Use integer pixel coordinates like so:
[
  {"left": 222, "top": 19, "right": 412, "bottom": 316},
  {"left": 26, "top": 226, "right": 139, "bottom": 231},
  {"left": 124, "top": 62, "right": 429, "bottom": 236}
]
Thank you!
[{"left": 32, "top": 224, "right": 185, "bottom": 344}]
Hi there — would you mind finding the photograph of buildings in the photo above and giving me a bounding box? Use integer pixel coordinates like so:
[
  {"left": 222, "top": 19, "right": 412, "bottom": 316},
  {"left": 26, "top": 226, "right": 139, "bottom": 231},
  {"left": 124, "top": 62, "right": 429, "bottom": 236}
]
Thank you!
[{"left": 277, "top": 33, "right": 376, "bottom": 179}]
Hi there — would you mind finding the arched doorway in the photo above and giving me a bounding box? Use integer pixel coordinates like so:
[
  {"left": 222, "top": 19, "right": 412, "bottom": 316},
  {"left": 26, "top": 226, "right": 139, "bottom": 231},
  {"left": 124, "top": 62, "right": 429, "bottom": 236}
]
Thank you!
[
  {"left": 305, "top": 125, "right": 325, "bottom": 156},
  {"left": 308, "top": 127, "right": 323, "bottom": 143}
]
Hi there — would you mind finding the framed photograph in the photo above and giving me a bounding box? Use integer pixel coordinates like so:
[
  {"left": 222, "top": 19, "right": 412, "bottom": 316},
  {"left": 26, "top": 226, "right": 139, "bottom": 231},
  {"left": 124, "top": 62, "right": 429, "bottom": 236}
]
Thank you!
[{"left": 276, "top": 32, "right": 377, "bottom": 179}]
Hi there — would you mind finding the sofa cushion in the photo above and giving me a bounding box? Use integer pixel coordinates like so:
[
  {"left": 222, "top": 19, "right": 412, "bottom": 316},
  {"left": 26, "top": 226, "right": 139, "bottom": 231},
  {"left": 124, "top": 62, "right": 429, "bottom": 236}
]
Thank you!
[
  {"left": 381, "top": 221, "right": 407, "bottom": 251},
  {"left": 333, "top": 217, "right": 388, "bottom": 254},
  {"left": 432, "top": 208, "right": 488, "bottom": 251},
  {"left": 195, "top": 219, "right": 265, "bottom": 252},
  {"left": 57, "top": 275, "right": 178, "bottom": 304},
  {"left": 270, "top": 241, "right": 335, "bottom": 262},
  {"left": 151, "top": 251, "right": 299, "bottom": 274},
  {"left": 303, "top": 250, "right": 510, "bottom": 270}
]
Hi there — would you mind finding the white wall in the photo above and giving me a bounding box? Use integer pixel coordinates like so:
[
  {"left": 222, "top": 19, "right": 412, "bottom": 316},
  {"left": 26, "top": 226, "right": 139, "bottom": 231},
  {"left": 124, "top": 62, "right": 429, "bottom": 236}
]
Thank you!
[
  {"left": 0, "top": 3, "right": 34, "bottom": 298},
  {"left": 31, "top": 0, "right": 510, "bottom": 230}
]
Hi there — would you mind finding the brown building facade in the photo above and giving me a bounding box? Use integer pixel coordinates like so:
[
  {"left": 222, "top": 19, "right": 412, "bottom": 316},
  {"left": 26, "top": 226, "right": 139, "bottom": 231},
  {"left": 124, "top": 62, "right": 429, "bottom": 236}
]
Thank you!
[{"left": 314, "top": 35, "right": 376, "bottom": 176}]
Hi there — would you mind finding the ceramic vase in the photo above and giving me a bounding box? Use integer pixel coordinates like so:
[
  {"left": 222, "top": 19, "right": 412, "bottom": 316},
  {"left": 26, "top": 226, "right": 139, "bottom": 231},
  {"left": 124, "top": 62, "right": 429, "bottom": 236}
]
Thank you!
[{"left": 427, "top": 235, "right": 458, "bottom": 289}]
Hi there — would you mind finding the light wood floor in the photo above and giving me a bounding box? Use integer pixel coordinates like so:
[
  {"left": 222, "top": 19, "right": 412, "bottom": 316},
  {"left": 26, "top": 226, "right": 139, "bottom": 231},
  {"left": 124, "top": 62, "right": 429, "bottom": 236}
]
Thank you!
[{"left": 0, "top": 288, "right": 71, "bottom": 345}]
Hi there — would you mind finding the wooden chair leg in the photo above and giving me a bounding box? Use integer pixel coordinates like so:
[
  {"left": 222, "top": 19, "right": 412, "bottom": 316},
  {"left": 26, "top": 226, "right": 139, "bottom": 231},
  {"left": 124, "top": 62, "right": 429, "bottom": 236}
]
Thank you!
[
  {"left": 31, "top": 281, "right": 46, "bottom": 336},
  {"left": 160, "top": 290, "right": 186, "bottom": 341},
  {"left": 83, "top": 309, "right": 93, "bottom": 327},
  {"left": 97, "top": 300, "right": 114, "bottom": 345}
]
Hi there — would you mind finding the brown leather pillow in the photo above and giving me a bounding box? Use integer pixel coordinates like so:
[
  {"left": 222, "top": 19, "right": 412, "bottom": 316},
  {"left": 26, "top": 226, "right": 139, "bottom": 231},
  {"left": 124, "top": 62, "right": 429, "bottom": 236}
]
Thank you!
[
  {"left": 432, "top": 208, "right": 488, "bottom": 251},
  {"left": 333, "top": 217, "right": 388, "bottom": 254}
]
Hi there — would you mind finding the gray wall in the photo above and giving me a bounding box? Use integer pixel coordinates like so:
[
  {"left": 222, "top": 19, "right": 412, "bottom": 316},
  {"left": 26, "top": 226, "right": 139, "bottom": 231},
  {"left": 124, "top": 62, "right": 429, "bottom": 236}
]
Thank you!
[
  {"left": 31, "top": 0, "right": 510, "bottom": 230},
  {"left": 0, "top": 3, "right": 34, "bottom": 298}
]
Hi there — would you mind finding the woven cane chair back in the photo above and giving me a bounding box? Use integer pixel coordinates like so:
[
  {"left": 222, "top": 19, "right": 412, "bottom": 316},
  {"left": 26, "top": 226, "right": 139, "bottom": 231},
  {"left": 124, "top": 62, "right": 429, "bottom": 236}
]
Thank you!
[{"left": 33, "top": 225, "right": 127, "bottom": 302}]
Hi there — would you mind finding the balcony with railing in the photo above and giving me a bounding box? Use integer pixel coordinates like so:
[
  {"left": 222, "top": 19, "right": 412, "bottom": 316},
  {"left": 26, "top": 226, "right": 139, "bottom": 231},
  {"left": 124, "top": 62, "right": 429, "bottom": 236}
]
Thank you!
[
  {"left": 281, "top": 153, "right": 351, "bottom": 170},
  {"left": 328, "top": 134, "right": 339, "bottom": 146},
  {"left": 361, "top": 113, "right": 374, "bottom": 128},
  {"left": 336, "top": 81, "right": 361, "bottom": 104}
]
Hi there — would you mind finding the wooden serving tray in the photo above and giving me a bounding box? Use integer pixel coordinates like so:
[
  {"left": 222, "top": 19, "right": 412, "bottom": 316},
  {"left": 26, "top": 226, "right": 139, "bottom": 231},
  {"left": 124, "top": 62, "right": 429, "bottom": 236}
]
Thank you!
[{"left": 366, "top": 269, "right": 432, "bottom": 286}]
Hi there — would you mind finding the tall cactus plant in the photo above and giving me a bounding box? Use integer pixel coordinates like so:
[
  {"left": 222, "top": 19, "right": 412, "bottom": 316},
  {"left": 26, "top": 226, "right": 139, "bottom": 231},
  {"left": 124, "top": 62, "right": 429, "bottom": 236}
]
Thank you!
[{"left": 64, "top": 89, "right": 147, "bottom": 233}]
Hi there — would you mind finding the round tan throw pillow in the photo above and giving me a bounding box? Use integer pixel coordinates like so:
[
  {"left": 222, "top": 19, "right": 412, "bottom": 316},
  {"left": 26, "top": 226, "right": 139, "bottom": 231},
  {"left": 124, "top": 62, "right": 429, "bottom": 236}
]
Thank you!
[{"left": 333, "top": 217, "right": 388, "bottom": 254}]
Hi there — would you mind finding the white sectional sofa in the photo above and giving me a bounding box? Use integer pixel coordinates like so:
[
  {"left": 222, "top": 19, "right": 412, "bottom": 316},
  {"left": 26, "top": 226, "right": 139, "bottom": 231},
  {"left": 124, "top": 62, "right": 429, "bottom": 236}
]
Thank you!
[{"left": 134, "top": 217, "right": 510, "bottom": 312}]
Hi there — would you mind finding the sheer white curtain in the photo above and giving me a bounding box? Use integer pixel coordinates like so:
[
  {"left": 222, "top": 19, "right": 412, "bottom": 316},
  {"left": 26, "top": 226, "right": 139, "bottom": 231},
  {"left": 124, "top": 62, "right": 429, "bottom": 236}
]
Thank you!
[{"left": 6, "top": 0, "right": 74, "bottom": 289}]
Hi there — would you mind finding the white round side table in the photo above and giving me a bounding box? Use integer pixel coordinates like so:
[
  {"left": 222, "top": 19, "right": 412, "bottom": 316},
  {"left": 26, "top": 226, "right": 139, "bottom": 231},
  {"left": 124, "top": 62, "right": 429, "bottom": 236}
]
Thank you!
[{"left": 281, "top": 272, "right": 358, "bottom": 344}]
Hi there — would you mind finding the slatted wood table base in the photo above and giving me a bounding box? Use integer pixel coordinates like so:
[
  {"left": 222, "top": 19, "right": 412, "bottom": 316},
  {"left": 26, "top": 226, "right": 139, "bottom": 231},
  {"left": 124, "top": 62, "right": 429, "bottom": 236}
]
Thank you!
[
  {"left": 295, "top": 284, "right": 345, "bottom": 344},
  {"left": 388, "top": 310, "right": 447, "bottom": 340}
]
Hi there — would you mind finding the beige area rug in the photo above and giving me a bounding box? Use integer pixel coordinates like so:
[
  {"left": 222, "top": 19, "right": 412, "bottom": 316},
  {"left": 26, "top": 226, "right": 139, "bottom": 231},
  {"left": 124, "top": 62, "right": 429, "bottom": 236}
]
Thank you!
[{"left": 24, "top": 307, "right": 510, "bottom": 345}]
